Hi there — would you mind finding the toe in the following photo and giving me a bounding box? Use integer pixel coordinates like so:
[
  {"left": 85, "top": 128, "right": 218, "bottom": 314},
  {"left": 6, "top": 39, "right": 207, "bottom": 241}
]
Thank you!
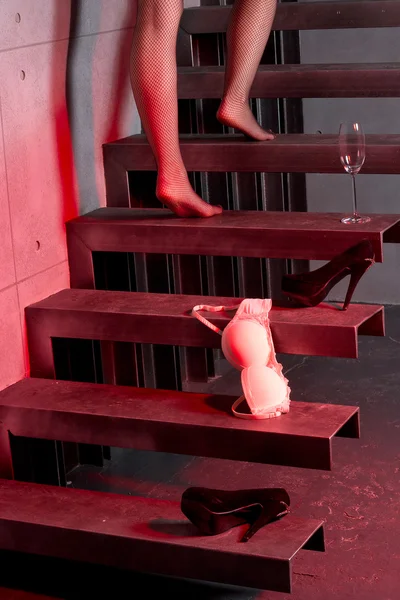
[
  {"left": 263, "top": 131, "right": 275, "bottom": 141},
  {"left": 197, "top": 203, "right": 223, "bottom": 218}
]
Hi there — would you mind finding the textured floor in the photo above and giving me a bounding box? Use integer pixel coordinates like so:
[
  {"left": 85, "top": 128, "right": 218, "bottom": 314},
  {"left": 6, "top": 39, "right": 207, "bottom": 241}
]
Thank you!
[{"left": 1, "top": 306, "right": 399, "bottom": 599}]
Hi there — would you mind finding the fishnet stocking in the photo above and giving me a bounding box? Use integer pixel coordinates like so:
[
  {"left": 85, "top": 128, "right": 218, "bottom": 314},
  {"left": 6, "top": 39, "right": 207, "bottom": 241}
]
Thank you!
[
  {"left": 130, "top": 0, "right": 276, "bottom": 217},
  {"left": 217, "top": 0, "right": 277, "bottom": 140},
  {"left": 130, "top": 0, "right": 222, "bottom": 217}
]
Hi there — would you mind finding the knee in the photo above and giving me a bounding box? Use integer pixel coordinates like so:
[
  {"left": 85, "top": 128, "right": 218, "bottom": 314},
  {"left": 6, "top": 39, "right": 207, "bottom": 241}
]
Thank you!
[{"left": 138, "top": 0, "right": 184, "bottom": 28}]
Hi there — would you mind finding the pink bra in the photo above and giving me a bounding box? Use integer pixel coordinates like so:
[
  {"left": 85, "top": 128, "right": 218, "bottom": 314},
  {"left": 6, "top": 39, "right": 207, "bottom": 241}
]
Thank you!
[{"left": 192, "top": 299, "right": 290, "bottom": 420}]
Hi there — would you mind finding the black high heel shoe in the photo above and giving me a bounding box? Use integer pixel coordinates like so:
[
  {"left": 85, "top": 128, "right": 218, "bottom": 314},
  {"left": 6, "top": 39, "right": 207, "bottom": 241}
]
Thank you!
[
  {"left": 282, "top": 239, "right": 375, "bottom": 311},
  {"left": 181, "top": 487, "right": 290, "bottom": 543}
]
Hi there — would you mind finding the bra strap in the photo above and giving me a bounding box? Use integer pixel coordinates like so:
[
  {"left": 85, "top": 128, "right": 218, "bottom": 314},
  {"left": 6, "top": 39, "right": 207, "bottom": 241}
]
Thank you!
[
  {"left": 232, "top": 396, "right": 285, "bottom": 420},
  {"left": 192, "top": 304, "right": 240, "bottom": 336},
  {"left": 232, "top": 396, "right": 256, "bottom": 419}
]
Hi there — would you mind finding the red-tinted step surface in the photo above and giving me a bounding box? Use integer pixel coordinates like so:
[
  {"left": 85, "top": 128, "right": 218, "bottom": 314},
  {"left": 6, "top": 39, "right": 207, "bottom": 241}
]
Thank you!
[
  {"left": 0, "top": 591, "right": 54, "bottom": 600},
  {"left": 181, "top": 1, "right": 400, "bottom": 34},
  {"left": 0, "top": 378, "right": 359, "bottom": 470},
  {"left": 26, "top": 290, "right": 384, "bottom": 380},
  {"left": 178, "top": 64, "right": 400, "bottom": 99},
  {"left": 0, "top": 479, "right": 324, "bottom": 592},
  {"left": 67, "top": 207, "right": 400, "bottom": 263},
  {"left": 104, "top": 134, "right": 400, "bottom": 174}
]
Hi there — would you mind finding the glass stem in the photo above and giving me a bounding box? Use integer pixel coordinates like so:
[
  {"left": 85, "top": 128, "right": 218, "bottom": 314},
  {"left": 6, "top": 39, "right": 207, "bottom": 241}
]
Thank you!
[{"left": 351, "top": 174, "right": 359, "bottom": 218}]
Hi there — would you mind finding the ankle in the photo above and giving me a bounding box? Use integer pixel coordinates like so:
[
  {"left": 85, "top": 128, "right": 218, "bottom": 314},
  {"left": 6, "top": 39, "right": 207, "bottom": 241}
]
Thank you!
[
  {"left": 158, "top": 159, "right": 188, "bottom": 180},
  {"left": 157, "top": 165, "right": 188, "bottom": 188},
  {"left": 156, "top": 171, "right": 191, "bottom": 201},
  {"left": 219, "top": 93, "right": 248, "bottom": 112}
]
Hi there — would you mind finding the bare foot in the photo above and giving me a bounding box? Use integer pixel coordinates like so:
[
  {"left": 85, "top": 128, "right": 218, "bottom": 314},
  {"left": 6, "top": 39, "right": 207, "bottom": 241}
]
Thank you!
[
  {"left": 156, "top": 175, "right": 223, "bottom": 218},
  {"left": 217, "top": 98, "right": 275, "bottom": 141}
]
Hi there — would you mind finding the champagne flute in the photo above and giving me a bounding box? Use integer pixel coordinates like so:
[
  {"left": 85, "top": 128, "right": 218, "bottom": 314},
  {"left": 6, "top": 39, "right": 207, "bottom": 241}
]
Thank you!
[{"left": 339, "top": 122, "right": 370, "bottom": 224}]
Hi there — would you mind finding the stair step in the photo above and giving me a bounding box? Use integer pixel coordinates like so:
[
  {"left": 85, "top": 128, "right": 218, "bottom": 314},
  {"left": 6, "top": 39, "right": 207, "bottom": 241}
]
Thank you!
[
  {"left": 26, "top": 290, "right": 384, "bottom": 375},
  {"left": 67, "top": 207, "right": 400, "bottom": 263},
  {"left": 0, "top": 591, "right": 53, "bottom": 600},
  {"left": 0, "top": 378, "right": 359, "bottom": 470},
  {"left": 178, "top": 64, "right": 400, "bottom": 99},
  {"left": 0, "top": 479, "right": 324, "bottom": 592},
  {"left": 181, "top": 1, "right": 400, "bottom": 34},
  {"left": 104, "top": 134, "right": 400, "bottom": 174}
]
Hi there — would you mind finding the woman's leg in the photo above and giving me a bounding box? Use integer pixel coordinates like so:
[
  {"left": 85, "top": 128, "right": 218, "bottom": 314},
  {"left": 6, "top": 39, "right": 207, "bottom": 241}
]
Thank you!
[
  {"left": 130, "top": 0, "right": 222, "bottom": 217},
  {"left": 217, "top": 0, "right": 277, "bottom": 141}
]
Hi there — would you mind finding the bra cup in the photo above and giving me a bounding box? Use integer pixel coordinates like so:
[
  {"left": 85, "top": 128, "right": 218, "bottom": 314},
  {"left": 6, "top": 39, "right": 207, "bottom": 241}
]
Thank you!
[
  {"left": 221, "top": 320, "right": 270, "bottom": 370},
  {"left": 241, "top": 365, "right": 288, "bottom": 415}
]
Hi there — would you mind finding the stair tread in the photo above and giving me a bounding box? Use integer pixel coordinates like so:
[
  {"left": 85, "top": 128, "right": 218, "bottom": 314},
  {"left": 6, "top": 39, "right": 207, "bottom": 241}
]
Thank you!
[
  {"left": 181, "top": 1, "right": 400, "bottom": 34},
  {"left": 105, "top": 134, "right": 400, "bottom": 174},
  {"left": 26, "top": 289, "right": 384, "bottom": 360},
  {"left": 0, "top": 478, "right": 324, "bottom": 591},
  {"left": 68, "top": 207, "right": 400, "bottom": 262},
  {"left": 0, "top": 590, "right": 53, "bottom": 600},
  {"left": 181, "top": 63, "right": 400, "bottom": 74},
  {"left": 0, "top": 378, "right": 359, "bottom": 470},
  {"left": 178, "top": 63, "right": 400, "bottom": 99},
  {"left": 111, "top": 133, "right": 400, "bottom": 147}
]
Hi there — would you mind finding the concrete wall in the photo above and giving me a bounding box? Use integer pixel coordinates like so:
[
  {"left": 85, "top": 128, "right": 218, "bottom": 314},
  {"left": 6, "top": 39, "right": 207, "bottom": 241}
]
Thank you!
[
  {"left": 0, "top": 0, "right": 139, "bottom": 390},
  {"left": 301, "top": 1, "right": 400, "bottom": 303}
]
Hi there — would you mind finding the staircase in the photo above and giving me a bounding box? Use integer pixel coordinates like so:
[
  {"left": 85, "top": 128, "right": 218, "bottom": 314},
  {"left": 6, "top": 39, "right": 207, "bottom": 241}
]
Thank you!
[{"left": 0, "top": 1, "right": 399, "bottom": 595}]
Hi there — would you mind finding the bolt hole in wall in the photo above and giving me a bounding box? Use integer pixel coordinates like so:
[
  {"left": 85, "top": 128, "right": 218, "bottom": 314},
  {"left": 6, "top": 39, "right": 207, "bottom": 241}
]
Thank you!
[
  {"left": 15, "top": 13, "right": 21, "bottom": 23},
  {"left": 35, "top": 241, "right": 41, "bottom": 252},
  {"left": 20, "top": 70, "right": 25, "bottom": 80},
  {"left": 300, "top": 7, "right": 400, "bottom": 305}
]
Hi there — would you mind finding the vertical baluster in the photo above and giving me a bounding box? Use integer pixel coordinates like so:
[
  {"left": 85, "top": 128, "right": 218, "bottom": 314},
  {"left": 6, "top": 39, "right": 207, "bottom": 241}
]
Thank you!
[
  {"left": 174, "top": 27, "right": 213, "bottom": 385},
  {"left": 279, "top": 0, "right": 308, "bottom": 277}
]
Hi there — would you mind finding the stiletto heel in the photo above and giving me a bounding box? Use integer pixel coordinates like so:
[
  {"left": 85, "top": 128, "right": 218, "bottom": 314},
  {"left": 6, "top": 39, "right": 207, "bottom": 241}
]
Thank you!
[
  {"left": 181, "top": 487, "right": 290, "bottom": 542},
  {"left": 282, "top": 240, "right": 375, "bottom": 310},
  {"left": 240, "top": 500, "right": 290, "bottom": 543},
  {"left": 342, "top": 260, "right": 371, "bottom": 311}
]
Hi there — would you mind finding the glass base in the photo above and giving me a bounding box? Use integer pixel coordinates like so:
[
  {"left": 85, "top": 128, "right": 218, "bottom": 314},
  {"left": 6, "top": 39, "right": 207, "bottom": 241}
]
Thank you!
[{"left": 341, "top": 215, "right": 371, "bottom": 225}]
